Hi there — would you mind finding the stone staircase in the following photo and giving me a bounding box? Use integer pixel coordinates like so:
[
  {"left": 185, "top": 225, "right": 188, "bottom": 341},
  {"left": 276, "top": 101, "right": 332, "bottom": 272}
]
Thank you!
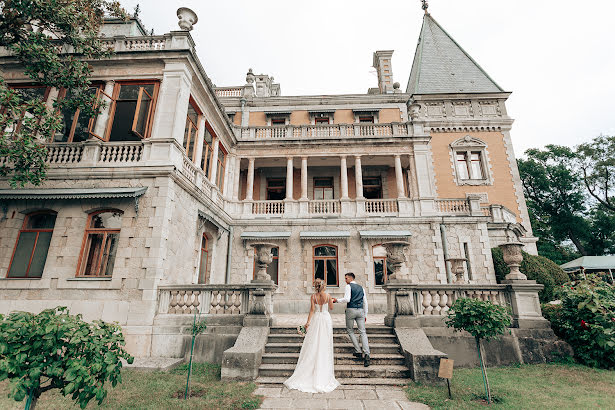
[{"left": 255, "top": 325, "right": 410, "bottom": 386}]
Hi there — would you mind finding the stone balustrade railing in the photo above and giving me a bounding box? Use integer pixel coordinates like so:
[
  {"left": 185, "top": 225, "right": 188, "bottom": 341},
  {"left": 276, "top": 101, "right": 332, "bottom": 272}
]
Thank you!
[
  {"left": 365, "top": 198, "right": 398, "bottom": 214},
  {"left": 99, "top": 142, "right": 143, "bottom": 163},
  {"left": 435, "top": 198, "right": 470, "bottom": 214},
  {"left": 45, "top": 143, "right": 84, "bottom": 164},
  {"left": 215, "top": 87, "right": 243, "bottom": 97},
  {"left": 308, "top": 199, "right": 341, "bottom": 214},
  {"left": 252, "top": 200, "right": 285, "bottom": 215},
  {"left": 236, "top": 122, "right": 411, "bottom": 140},
  {"left": 157, "top": 284, "right": 277, "bottom": 316}
]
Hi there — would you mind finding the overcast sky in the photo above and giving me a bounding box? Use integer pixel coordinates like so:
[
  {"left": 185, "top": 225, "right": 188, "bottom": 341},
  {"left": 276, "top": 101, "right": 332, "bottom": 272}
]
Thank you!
[{"left": 122, "top": 0, "right": 614, "bottom": 156}]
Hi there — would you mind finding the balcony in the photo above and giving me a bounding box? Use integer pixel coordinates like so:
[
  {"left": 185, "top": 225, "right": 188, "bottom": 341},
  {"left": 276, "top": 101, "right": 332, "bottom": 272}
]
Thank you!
[{"left": 234, "top": 122, "right": 410, "bottom": 141}]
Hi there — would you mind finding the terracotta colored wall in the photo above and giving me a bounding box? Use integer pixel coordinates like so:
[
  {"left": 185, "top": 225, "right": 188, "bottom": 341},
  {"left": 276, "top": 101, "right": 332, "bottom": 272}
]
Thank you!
[
  {"left": 386, "top": 168, "right": 397, "bottom": 198},
  {"left": 239, "top": 171, "right": 246, "bottom": 200},
  {"left": 347, "top": 168, "right": 356, "bottom": 199},
  {"left": 249, "top": 111, "right": 267, "bottom": 126},
  {"left": 379, "top": 108, "right": 401, "bottom": 123},
  {"left": 233, "top": 112, "right": 242, "bottom": 126},
  {"left": 290, "top": 111, "right": 310, "bottom": 125},
  {"left": 293, "top": 168, "right": 301, "bottom": 200},
  {"left": 334, "top": 109, "right": 354, "bottom": 125},
  {"left": 253, "top": 173, "right": 261, "bottom": 200},
  {"left": 431, "top": 131, "right": 521, "bottom": 221}
]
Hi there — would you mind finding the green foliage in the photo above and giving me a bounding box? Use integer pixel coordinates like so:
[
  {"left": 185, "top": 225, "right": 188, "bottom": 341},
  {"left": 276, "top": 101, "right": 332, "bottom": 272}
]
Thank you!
[
  {"left": 0, "top": 0, "right": 126, "bottom": 187},
  {"left": 0, "top": 307, "right": 134, "bottom": 408},
  {"left": 491, "top": 248, "right": 570, "bottom": 302},
  {"left": 445, "top": 298, "right": 512, "bottom": 341},
  {"left": 542, "top": 276, "right": 615, "bottom": 369},
  {"left": 191, "top": 318, "right": 207, "bottom": 336},
  {"left": 577, "top": 135, "right": 615, "bottom": 214}
]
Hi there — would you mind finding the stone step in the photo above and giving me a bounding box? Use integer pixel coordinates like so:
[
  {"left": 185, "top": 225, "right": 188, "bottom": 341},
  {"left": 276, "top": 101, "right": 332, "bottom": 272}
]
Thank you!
[
  {"left": 258, "top": 364, "right": 411, "bottom": 379},
  {"left": 256, "top": 376, "right": 409, "bottom": 387},
  {"left": 269, "top": 325, "right": 394, "bottom": 335},
  {"left": 265, "top": 343, "right": 401, "bottom": 354},
  {"left": 267, "top": 333, "right": 398, "bottom": 344},
  {"left": 261, "top": 352, "right": 406, "bottom": 366}
]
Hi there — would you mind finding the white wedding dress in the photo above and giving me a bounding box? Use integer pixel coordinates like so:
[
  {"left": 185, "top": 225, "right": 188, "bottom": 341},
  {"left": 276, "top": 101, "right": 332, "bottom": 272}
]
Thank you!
[{"left": 283, "top": 297, "right": 340, "bottom": 393}]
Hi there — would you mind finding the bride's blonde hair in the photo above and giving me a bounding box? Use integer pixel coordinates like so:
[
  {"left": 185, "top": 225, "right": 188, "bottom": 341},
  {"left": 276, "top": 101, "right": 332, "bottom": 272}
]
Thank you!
[{"left": 314, "top": 278, "right": 326, "bottom": 293}]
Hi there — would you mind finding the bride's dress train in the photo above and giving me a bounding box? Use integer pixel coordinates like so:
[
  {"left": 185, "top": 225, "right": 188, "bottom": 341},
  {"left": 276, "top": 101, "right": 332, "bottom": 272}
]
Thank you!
[{"left": 283, "top": 302, "right": 340, "bottom": 393}]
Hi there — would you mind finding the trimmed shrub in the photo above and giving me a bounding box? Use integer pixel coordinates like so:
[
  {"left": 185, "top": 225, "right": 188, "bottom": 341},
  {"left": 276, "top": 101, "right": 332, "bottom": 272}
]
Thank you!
[
  {"left": 542, "top": 276, "right": 615, "bottom": 369},
  {"left": 492, "top": 248, "right": 569, "bottom": 302}
]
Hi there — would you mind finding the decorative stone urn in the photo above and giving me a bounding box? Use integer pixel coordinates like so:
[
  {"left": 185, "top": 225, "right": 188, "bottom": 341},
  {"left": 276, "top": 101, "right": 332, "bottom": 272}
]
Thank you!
[
  {"left": 246, "top": 68, "right": 255, "bottom": 85},
  {"left": 445, "top": 258, "right": 467, "bottom": 284},
  {"left": 498, "top": 242, "right": 527, "bottom": 280},
  {"left": 177, "top": 7, "right": 198, "bottom": 31},
  {"left": 250, "top": 242, "right": 277, "bottom": 282},
  {"left": 382, "top": 241, "right": 411, "bottom": 281}
]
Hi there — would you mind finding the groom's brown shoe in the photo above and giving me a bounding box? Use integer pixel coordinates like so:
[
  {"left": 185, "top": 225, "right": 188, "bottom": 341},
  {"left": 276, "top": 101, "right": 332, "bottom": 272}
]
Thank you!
[
  {"left": 353, "top": 352, "right": 363, "bottom": 358},
  {"left": 364, "top": 354, "right": 371, "bottom": 367}
]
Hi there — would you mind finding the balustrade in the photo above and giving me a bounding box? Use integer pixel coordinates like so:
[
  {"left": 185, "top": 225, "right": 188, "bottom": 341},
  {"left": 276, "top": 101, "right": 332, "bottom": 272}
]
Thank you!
[
  {"left": 252, "top": 200, "right": 285, "bottom": 215},
  {"left": 181, "top": 156, "right": 198, "bottom": 183},
  {"left": 99, "top": 142, "right": 143, "bottom": 163},
  {"left": 215, "top": 88, "right": 243, "bottom": 97},
  {"left": 45, "top": 144, "right": 84, "bottom": 164},
  {"left": 365, "top": 198, "right": 398, "bottom": 213},
  {"left": 435, "top": 198, "right": 470, "bottom": 214},
  {"left": 236, "top": 122, "right": 405, "bottom": 140},
  {"left": 308, "top": 199, "right": 341, "bottom": 214}
]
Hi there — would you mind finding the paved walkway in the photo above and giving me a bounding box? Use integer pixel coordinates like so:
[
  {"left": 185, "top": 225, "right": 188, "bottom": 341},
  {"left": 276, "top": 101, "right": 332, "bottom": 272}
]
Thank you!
[
  {"left": 273, "top": 313, "right": 387, "bottom": 327},
  {"left": 256, "top": 384, "right": 429, "bottom": 410}
]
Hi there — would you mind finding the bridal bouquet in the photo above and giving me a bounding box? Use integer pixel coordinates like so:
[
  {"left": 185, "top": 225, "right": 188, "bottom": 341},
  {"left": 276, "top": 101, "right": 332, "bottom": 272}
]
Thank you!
[{"left": 297, "top": 325, "right": 306, "bottom": 336}]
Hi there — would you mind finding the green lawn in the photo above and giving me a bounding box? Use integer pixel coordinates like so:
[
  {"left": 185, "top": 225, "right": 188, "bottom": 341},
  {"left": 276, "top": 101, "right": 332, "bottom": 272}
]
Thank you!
[
  {"left": 0, "top": 363, "right": 263, "bottom": 409},
  {"left": 405, "top": 362, "right": 615, "bottom": 409}
]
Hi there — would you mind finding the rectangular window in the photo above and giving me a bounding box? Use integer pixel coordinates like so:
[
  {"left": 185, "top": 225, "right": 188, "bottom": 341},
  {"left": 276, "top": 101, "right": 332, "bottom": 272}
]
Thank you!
[
  {"left": 105, "top": 82, "right": 159, "bottom": 141},
  {"left": 8, "top": 213, "right": 56, "bottom": 278},
  {"left": 184, "top": 98, "right": 201, "bottom": 161},
  {"left": 372, "top": 245, "right": 393, "bottom": 286},
  {"left": 267, "top": 178, "right": 286, "bottom": 200},
  {"left": 363, "top": 176, "right": 382, "bottom": 199},
  {"left": 216, "top": 145, "right": 227, "bottom": 189},
  {"left": 271, "top": 118, "right": 286, "bottom": 125},
  {"left": 201, "top": 127, "right": 214, "bottom": 178},
  {"left": 470, "top": 152, "right": 484, "bottom": 179},
  {"left": 315, "top": 117, "right": 330, "bottom": 124},
  {"left": 198, "top": 234, "right": 209, "bottom": 284},
  {"left": 456, "top": 153, "right": 470, "bottom": 180},
  {"left": 313, "top": 245, "right": 338, "bottom": 287},
  {"left": 55, "top": 85, "right": 103, "bottom": 143},
  {"left": 3, "top": 85, "right": 49, "bottom": 133},
  {"left": 359, "top": 115, "right": 374, "bottom": 123},
  {"left": 313, "top": 177, "right": 334, "bottom": 200},
  {"left": 78, "top": 211, "right": 122, "bottom": 277}
]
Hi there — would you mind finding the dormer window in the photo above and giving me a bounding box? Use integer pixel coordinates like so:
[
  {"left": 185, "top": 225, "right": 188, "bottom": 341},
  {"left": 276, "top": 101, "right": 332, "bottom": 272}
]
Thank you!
[
  {"left": 352, "top": 109, "right": 379, "bottom": 124},
  {"left": 309, "top": 110, "right": 334, "bottom": 125}
]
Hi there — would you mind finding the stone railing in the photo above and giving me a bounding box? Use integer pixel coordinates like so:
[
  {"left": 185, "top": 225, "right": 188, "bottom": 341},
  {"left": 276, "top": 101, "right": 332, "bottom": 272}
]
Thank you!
[
  {"left": 365, "top": 198, "right": 398, "bottom": 214},
  {"left": 158, "top": 285, "right": 250, "bottom": 315},
  {"left": 252, "top": 200, "right": 285, "bottom": 215},
  {"left": 435, "top": 198, "right": 470, "bottom": 214},
  {"left": 236, "top": 122, "right": 410, "bottom": 140},
  {"left": 308, "top": 199, "right": 341, "bottom": 214},
  {"left": 99, "top": 142, "right": 143, "bottom": 163},
  {"left": 45, "top": 143, "right": 84, "bottom": 164},
  {"left": 181, "top": 156, "right": 198, "bottom": 183},
  {"left": 215, "top": 87, "right": 243, "bottom": 97}
]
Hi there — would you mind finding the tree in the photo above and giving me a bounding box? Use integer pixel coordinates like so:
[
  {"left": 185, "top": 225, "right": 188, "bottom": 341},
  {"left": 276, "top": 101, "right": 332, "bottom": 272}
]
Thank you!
[
  {"left": 0, "top": 0, "right": 126, "bottom": 187},
  {"left": 577, "top": 135, "right": 615, "bottom": 213},
  {"left": 518, "top": 145, "right": 590, "bottom": 255},
  {"left": 0, "top": 307, "right": 134, "bottom": 409},
  {"left": 445, "top": 298, "right": 511, "bottom": 404}
]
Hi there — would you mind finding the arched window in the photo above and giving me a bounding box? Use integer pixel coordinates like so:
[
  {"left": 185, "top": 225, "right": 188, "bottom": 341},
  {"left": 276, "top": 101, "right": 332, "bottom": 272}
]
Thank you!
[
  {"left": 8, "top": 212, "right": 56, "bottom": 278},
  {"left": 253, "top": 247, "right": 279, "bottom": 284},
  {"left": 313, "top": 245, "right": 338, "bottom": 286},
  {"left": 77, "top": 210, "right": 122, "bottom": 277},
  {"left": 372, "top": 245, "right": 393, "bottom": 286},
  {"left": 198, "top": 234, "right": 209, "bottom": 284}
]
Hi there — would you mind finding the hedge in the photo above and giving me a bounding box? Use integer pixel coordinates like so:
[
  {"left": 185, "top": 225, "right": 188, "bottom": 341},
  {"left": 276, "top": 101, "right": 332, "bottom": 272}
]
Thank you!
[{"left": 491, "top": 248, "right": 569, "bottom": 302}]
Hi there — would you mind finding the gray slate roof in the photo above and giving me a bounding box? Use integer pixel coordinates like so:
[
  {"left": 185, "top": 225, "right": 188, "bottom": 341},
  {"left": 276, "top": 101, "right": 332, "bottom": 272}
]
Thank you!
[{"left": 406, "top": 13, "right": 504, "bottom": 95}]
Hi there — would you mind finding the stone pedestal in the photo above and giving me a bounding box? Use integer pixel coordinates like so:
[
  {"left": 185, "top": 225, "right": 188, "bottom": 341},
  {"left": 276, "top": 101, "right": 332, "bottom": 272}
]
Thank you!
[{"left": 504, "top": 282, "right": 550, "bottom": 329}]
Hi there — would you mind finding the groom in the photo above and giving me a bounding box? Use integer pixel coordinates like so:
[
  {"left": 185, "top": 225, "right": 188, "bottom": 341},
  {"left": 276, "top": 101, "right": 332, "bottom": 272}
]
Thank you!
[{"left": 333, "top": 272, "right": 370, "bottom": 367}]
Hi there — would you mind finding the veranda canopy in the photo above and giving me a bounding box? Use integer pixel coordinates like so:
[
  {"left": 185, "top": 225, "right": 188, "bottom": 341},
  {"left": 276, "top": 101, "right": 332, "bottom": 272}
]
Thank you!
[{"left": 560, "top": 256, "right": 615, "bottom": 272}]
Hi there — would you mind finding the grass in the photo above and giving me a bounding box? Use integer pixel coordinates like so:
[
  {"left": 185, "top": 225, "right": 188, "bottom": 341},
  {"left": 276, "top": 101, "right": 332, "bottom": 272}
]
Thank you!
[
  {"left": 405, "top": 362, "right": 615, "bottom": 409},
  {"left": 0, "top": 363, "right": 263, "bottom": 409}
]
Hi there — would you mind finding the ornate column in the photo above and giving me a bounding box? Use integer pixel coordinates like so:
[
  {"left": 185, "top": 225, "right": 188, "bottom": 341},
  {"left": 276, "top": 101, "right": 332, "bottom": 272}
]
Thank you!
[
  {"left": 300, "top": 156, "right": 308, "bottom": 200},
  {"left": 354, "top": 155, "right": 364, "bottom": 198},
  {"left": 286, "top": 157, "right": 294, "bottom": 200},
  {"left": 246, "top": 157, "right": 255, "bottom": 201},
  {"left": 340, "top": 156, "right": 349, "bottom": 199},
  {"left": 394, "top": 154, "right": 405, "bottom": 198}
]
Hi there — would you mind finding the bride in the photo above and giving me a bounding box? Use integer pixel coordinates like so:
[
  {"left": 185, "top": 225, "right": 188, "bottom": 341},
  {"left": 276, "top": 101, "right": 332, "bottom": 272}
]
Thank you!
[{"left": 283, "top": 278, "right": 340, "bottom": 393}]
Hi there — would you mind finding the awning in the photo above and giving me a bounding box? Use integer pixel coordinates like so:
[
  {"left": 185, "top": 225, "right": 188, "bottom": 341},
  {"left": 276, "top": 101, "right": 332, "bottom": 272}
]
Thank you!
[
  {"left": 0, "top": 187, "right": 147, "bottom": 200},
  {"left": 352, "top": 108, "right": 380, "bottom": 113},
  {"left": 198, "top": 209, "right": 229, "bottom": 232},
  {"left": 0, "top": 187, "right": 147, "bottom": 212},
  {"left": 300, "top": 231, "right": 351, "bottom": 240},
  {"left": 359, "top": 230, "right": 412, "bottom": 239},
  {"left": 264, "top": 111, "right": 291, "bottom": 116},
  {"left": 241, "top": 231, "right": 291, "bottom": 240},
  {"left": 560, "top": 256, "right": 615, "bottom": 272},
  {"left": 308, "top": 109, "right": 335, "bottom": 114}
]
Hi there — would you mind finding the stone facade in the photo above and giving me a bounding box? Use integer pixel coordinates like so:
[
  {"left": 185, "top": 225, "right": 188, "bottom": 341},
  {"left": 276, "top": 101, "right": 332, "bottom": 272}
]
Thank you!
[{"left": 0, "top": 12, "right": 541, "bottom": 360}]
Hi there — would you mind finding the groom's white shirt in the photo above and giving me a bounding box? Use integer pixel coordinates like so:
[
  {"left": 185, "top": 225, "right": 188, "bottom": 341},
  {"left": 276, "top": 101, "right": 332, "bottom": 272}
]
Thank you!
[{"left": 337, "top": 280, "right": 368, "bottom": 316}]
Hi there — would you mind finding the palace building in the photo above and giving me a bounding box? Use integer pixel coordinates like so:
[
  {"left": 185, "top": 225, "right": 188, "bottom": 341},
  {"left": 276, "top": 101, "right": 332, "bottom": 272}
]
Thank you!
[{"left": 1, "top": 8, "right": 563, "bottom": 379}]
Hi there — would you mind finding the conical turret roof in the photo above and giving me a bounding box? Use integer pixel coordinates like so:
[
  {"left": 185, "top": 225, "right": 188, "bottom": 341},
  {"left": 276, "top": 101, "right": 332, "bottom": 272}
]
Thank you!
[{"left": 407, "top": 13, "right": 504, "bottom": 94}]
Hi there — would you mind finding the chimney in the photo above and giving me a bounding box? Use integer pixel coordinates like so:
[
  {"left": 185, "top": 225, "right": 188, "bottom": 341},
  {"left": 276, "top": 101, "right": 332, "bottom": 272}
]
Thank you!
[{"left": 373, "top": 50, "right": 394, "bottom": 94}]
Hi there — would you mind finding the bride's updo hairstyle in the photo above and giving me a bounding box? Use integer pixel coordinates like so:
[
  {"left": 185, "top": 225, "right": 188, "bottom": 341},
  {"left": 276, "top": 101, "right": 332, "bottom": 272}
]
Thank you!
[{"left": 314, "top": 278, "right": 326, "bottom": 293}]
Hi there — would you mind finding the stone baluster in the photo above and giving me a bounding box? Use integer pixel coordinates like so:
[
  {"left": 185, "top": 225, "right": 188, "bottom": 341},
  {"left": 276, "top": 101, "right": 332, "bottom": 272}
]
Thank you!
[
  {"left": 169, "top": 290, "right": 179, "bottom": 314},
  {"left": 422, "top": 290, "right": 432, "bottom": 315},
  {"left": 438, "top": 291, "right": 448, "bottom": 314},
  {"left": 430, "top": 290, "right": 440, "bottom": 315}
]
